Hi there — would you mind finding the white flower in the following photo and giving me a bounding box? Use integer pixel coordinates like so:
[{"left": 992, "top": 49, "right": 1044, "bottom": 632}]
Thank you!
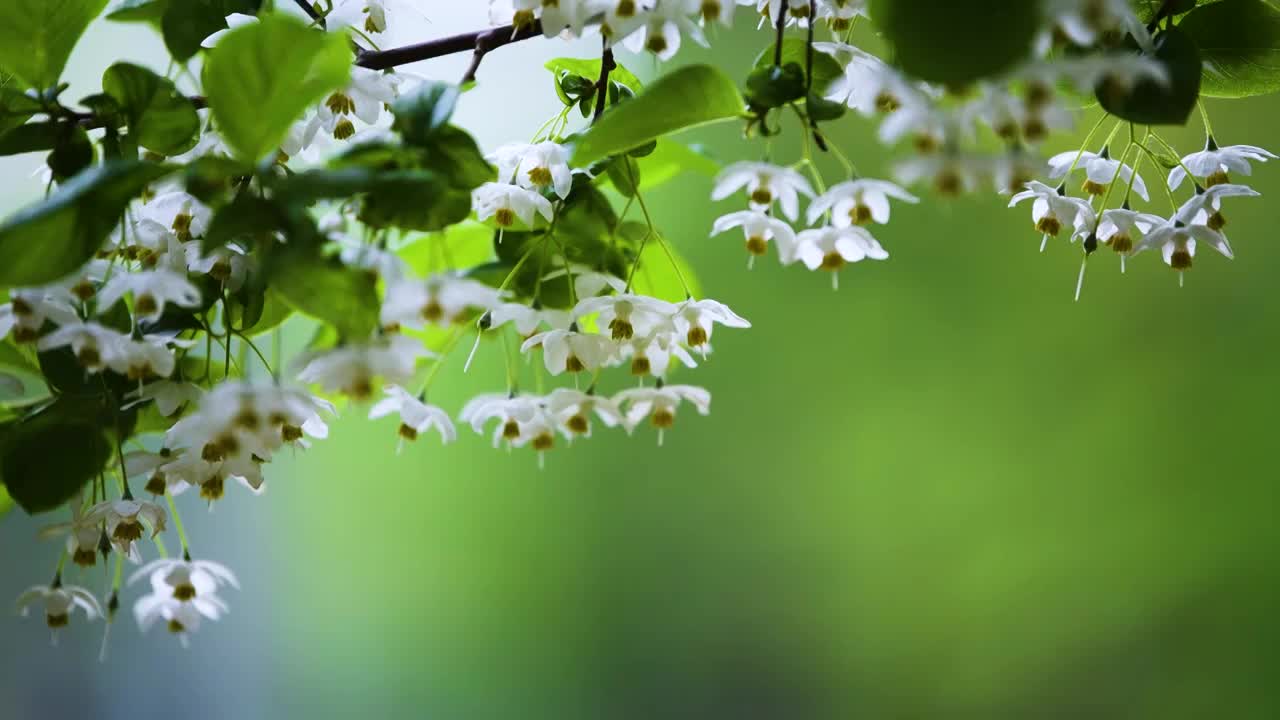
[
  {"left": 487, "top": 142, "right": 574, "bottom": 199},
  {"left": 1169, "top": 139, "right": 1276, "bottom": 190},
  {"left": 105, "top": 334, "right": 177, "bottom": 380},
  {"left": 1060, "top": 54, "right": 1169, "bottom": 95},
  {"left": 133, "top": 590, "right": 227, "bottom": 647},
  {"left": 200, "top": 12, "right": 258, "bottom": 48},
  {"left": 790, "top": 226, "right": 888, "bottom": 287},
  {"left": 124, "top": 380, "right": 203, "bottom": 417},
  {"left": 545, "top": 388, "right": 623, "bottom": 437},
  {"left": 613, "top": 382, "right": 711, "bottom": 445},
  {"left": 140, "top": 192, "right": 212, "bottom": 243},
  {"left": 623, "top": 2, "right": 707, "bottom": 61},
  {"left": 597, "top": 0, "right": 652, "bottom": 45},
  {"left": 520, "top": 327, "right": 616, "bottom": 375},
  {"left": 1174, "top": 183, "right": 1260, "bottom": 232},
  {"left": 381, "top": 274, "right": 503, "bottom": 330},
  {"left": 806, "top": 179, "right": 918, "bottom": 227},
  {"left": 712, "top": 162, "right": 814, "bottom": 220},
  {"left": 540, "top": 0, "right": 597, "bottom": 36},
  {"left": 711, "top": 209, "right": 797, "bottom": 265},
  {"left": 36, "top": 321, "right": 126, "bottom": 373},
  {"left": 96, "top": 269, "right": 201, "bottom": 324},
  {"left": 159, "top": 452, "right": 266, "bottom": 502},
  {"left": 329, "top": 0, "right": 423, "bottom": 34},
  {"left": 459, "top": 392, "right": 546, "bottom": 448},
  {"left": 37, "top": 501, "right": 101, "bottom": 568},
  {"left": 1008, "top": 181, "right": 1095, "bottom": 248},
  {"left": 188, "top": 244, "right": 250, "bottom": 291},
  {"left": 572, "top": 293, "right": 676, "bottom": 341},
  {"left": 486, "top": 302, "right": 572, "bottom": 336},
  {"left": 472, "top": 182, "right": 555, "bottom": 229},
  {"left": 1133, "top": 219, "right": 1232, "bottom": 271},
  {"left": 673, "top": 297, "right": 750, "bottom": 350},
  {"left": 990, "top": 150, "right": 1048, "bottom": 196},
  {"left": 687, "top": 0, "right": 738, "bottom": 27},
  {"left": 877, "top": 93, "right": 961, "bottom": 152},
  {"left": 893, "top": 153, "right": 989, "bottom": 196},
  {"left": 0, "top": 287, "right": 78, "bottom": 343},
  {"left": 368, "top": 385, "right": 456, "bottom": 450},
  {"left": 826, "top": 55, "right": 921, "bottom": 118},
  {"left": 1048, "top": 149, "right": 1149, "bottom": 201},
  {"left": 617, "top": 323, "right": 698, "bottom": 377},
  {"left": 16, "top": 582, "right": 102, "bottom": 631},
  {"left": 296, "top": 335, "right": 430, "bottom": 400},
  {"left": 129, "top": 557, "right": 239, "bottom": 603},
  {"left": 318, "top": 67, "right": 401, "bottom": 138},
  {"left": 814, "top": 0, "right": 869, "bottom": 29},
  {"left": 85, "top": 499, "right": 167, "bottom": 561},
  {"left": 1096, "top": 207, "right": 1165, "bottom": 257},
  {"left": 1046, "top": 0, "right": 1151, "bottom": 51}
]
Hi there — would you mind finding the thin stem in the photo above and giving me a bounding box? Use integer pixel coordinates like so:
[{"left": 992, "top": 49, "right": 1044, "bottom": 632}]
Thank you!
[
  {"left": 623, "top": 161, "right": 691, "bottom": 297},
  {"left": 774, "top": 0, "right": 791, "bottom": 67},
  {"left": 234, "top": 331, "right": 274, "bottom": 375},
  {"left": 292, "top": 0, "right": 325, "bottom": 26},
  {"left": 357, "top": 20, "right": 546, "bottom": 73},
  {"left": 1064, "top": 114, "right": 1113, "bottom": 180},
  {"left": 1149, "top": 132, "right": 1199, "bottom": 190},
  {"left": 1197, "top": 99, "right": 1215, "bottom": 139},
  {"left": 165, "top": 491, "right": 189, "bottom": 558},
  {"left": 592, "top": 42, "right": 616, "bottom": 124}
]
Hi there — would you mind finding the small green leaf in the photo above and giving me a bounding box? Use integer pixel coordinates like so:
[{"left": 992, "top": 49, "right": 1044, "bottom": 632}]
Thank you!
[
  {"left": 1097, "top": 27, "right": 1202, "bottom": 125},
  {"left": 0, "top": 399, "right": 112, "bottom": 514},
  {"left": 572, "top": 64, "right": 744, "bottom": 167},
  {"left": 606, "top": 156, "right": 642, "bottom": 197},
  {"left": 1180, "top": 0, "right": 1280, "bottom": 98},
  {"left": 545, "top": 57, "right": 644, "bottom": 94},
  {"left": 0, "top": 161, "right": 172, "bottom": 287},
  {"left": 753, "top": 38, "right": 844, "bottom": 96},
  {"left": 205, "top": 14, "right": 352, "bottom": 163},
  {"left": 47, "top": 125, "right": 94, "bottom": 180},
  {"left": 0, "top": 78, "right": 42, "bottom": 135},
  {"left": 103, "top": 62, "right": 201, "bottom": 154},
  {"left": 391, "top": 81, "right": 460, "bottom": 144},
  {"left": 806, "top": 92, "right": 847, "bottom": 122},
  {"left": 870, "top": 0, "right": 1040, "bottom": 87},
  {"left": 0, "top": 122, "right": 63, "bottom": 156},
  {"left": 745, "top": 63, "right": 807, "bottom": 109},
  {"left": 269, "top": 249, "right": 379, "bottom": 340},
  {"left": 0, "top": 0, "right": 109, "bottom": 89},
  {"left": 159, "top": 0, "right": 262, "bottom": 62},
  {"left": 106, "top": 0, "right": 170, "bottom": 23}
]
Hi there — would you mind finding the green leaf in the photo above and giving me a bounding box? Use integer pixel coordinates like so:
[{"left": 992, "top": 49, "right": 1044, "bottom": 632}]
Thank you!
[
  {"left": 205, "top": 14, "right": 352, "bottom": 163},
  {"left": 0, "top": 161, "right": 172, "bottom": 287},
  {"left": 0, "top": 0, "right": 109, "bottom": 89},
  {"left": 572, "top": 64, "right": 744, "bottom": 167},
  {"left": 546, "top": 57, "right": 644, "bottom": 95},
  {"left": 391, "top": 81, "right": 460, "bottom": 144},
  {"left": 0, "top": 122, "right": 62, "bottom": 156},
  {"left": 1180, "top": 0, "right": 1280, "bottom": 98},
  {"left": 753, "top": 38, "right": 844, "bottom": 97},
  {"left": 0, "top": 398, "right": 112, "bottom": 514},
  {"left": 745, "top": 63, "right": 807, "bottom": 109},
  {"left": 421, "top": 125, "right": 493, "bottom": 190},
  {"left": 1098, "top": 27, "right": 1202, "bottom": 124},
  {"left": 159, "top": 0, "right": 262, "bottom": 62},
  {"left": 269, "top": 249, "right": 379, "bottom": 340},
  {"left": 396, "top": 220, "right": 497, "bottom": 276},
  {"left": 606, "top": 156, "right": 642, "bottom": 197},
  {"left": 47, "top": 125, "right": 94, "bottom": 180},
  {"left": 103, "top": 62, "right": 201, "bottom": 154},
  {"left": 870, "top": 0, "right": 1040, "bottom": 87},
  {"left": 106, "top": 0, "right": 169, "bottom": 23},
  {"left": 806, "top": 92, "right": 847, "bottom": 122},
  {"left": 0, "top": 77, "right": 42, "bottom": 135},
  {"left": 1133, "top": 0, "right": 1216, "bottom": 22},
  {"left": 0, "top": 483, "right": 12, "bottom": 519},
  {"left": 633, "top": 139, "right": 720, "bottom": 191}
]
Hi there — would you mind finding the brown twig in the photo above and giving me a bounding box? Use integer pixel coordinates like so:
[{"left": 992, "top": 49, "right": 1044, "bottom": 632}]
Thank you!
[
  {"left": 356, "top": 20, "right": 545, "bottom": 75},
  {"left": 591, "top": 43, "right": 616, "bottom": 124}
]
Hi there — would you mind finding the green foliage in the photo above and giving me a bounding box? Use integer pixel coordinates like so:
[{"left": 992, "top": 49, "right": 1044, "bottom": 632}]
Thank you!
[
  {"left": 269, "top": 248, "right": 380, "bottom": 340},
  {"left": 631, "top": 139, "right": 720, "bottom": 191},
  {"left": 0, "top": 76, "right": 43, "bottom": 135},
  {"left": 870, "top": 0, "right": 1041, "bottom": 87},
  {"left": 115, "top": 0, "right": 265, "bottom": 62},
  {"left": 47, "top": 125, "right": 95, "bottom": 180},
  {"left": 753, "top": 38, "right": 844, "bottom": 97},
  {"left": 626, "top": 224, "right": 700, "bottom": 303},
  {"left": 106, "top": 0, "right": 169, "bottom": 23},
  {"left": 0, "top": 161, "right": 171, "bottom": 288},
  {"left": 0, "top": 397, "right": 113, "bottom": 514},
  {"left": 546, "top": 57, "right": 643, "bottom": 95},
  {"left": 572, "top": 64, "right": 744, "bottom": 167},
  {"left": 1180, "top": 0, "right": 1280, "bottom": 98},
  {"left": 391, "top": 81, "right": 460, "bottom": 144},
  {"left": 0, "top": 483, "right": 11, "bottom": 519},
  {"left": 102, "top": 62, "right": 201, "bottom": 154},
  {"left": 0, "top": 0, "right": 109, "bottom": 89},
  {"left": 1098, "top": 27, "right": 1202, "bottom": 124},
  {"left": 204, "top": 14, "right": 352, "bottom": 163},
  {"left": 0, "top": 122, "right": 63, "bottom": 155},
  {"left": 745, "top": 63, "right": 807, "bottom": 109}
]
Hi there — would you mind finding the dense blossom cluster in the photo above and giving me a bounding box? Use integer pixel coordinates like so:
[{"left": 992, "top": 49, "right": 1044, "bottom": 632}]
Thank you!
[{"left": 2, "top": 0, "right": 1272, "bottom": 655}]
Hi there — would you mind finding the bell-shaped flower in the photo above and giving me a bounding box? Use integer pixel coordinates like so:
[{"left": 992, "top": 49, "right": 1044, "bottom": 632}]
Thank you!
[
  {"left": 1169, "top": 139, "right": 1276, "bottom": 190},
  {"left": 1048, "top": 149, "right": 1149, "bottom": 201},
  {"left": 487, "top": 142, "right": 574, "bottom": 199},
  {"left": 712, "top": 162, "right": 814, "bottom": 220},
  {"left": 520, "top": 326, "right": 616, "bottom": 375},
  {"left": 16, "top": 582, "right": 102, "bottom": 633},
  {"left": 613, "top": 382, "right": 711, "bottom": 445},
  {"left": 546, "top": 388, "right": 623, "bottom": 437},
  {"left": 473, "top": 182, "right": 555, "bottom": 229},
  {"left": 711, "top": 209, "right": 797, "bottom": 265},
  {"left": 368, "top": 385, "right": 456, "bottom": 451},
  {"left": 806, "top": 179, "right": 918, "bottom": 227}
]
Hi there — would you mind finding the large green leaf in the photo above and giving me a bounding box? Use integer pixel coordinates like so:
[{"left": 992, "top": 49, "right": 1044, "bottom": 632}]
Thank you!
[
  {"left": 571, "top": 64, "right": 743, "bottom": 167},
  {"left": 0, "top": 161, "right": 172, "bottom": 287},
  {"left": 391, "top": 81, "right": 460, "bottom": 145},
  {"left": 106, "top": 0, "right": 169, "bottom": 23},
  {"left": 160, "top": 0, "right": 263, "bottom": 62},
  {"left": 1180, "top": 0, "right": 1280, "bottom": 98},
  {"left": 269, "top": 249, "right": 380, "bottom": 340},
  {"left": 753, "top": 38, "right": 845, "bottom": 97},
  {"left": 0, "top": 73, "right": 42, "bottom": 135},
  {"left": 0, "top": 398, "right": 112, "bottom": 514},
  {"left": 1098, "top": 27, "right": 1202, "bottom": 124},
  {"left": 0, "top": 0, "right": 109, "bottom": 89},
  {"left": 205, "top": 14, "right": 352, "bottom": 163},
  {"left": 103, "top": 62, "right": 201, "bottom": 154},
  {"left": 870, "top": 0, "right": 1040, "bottom": 87}
]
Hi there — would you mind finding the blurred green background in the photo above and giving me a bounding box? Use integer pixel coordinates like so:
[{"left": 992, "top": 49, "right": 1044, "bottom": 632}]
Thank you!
[{"left": 3, "top": 5, "right": 1280, "bottom": 719}]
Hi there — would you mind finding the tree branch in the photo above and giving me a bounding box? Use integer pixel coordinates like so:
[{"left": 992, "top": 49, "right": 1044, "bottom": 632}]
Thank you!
[
  {"left": 356, "top": 20, "right": 545, "bottom": 74},
  {"left": 292, "top": 0, "right": 325, "bottom": 27},
  {"left": 591, "top": 43, "right": 616, "bottom": 124}
]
